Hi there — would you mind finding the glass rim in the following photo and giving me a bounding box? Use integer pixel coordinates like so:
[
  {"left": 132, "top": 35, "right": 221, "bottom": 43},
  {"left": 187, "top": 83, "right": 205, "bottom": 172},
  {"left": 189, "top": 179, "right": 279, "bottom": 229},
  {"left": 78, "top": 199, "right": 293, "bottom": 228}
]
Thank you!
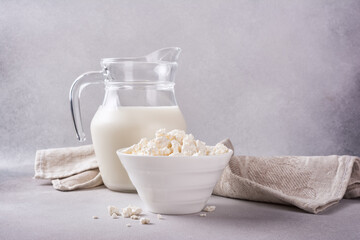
[
  {"left": 104, "top": 81, "right": 175, "bottom": 87},
  {"left": 101, "top": 58, "right": 178, "bottom": 65}
]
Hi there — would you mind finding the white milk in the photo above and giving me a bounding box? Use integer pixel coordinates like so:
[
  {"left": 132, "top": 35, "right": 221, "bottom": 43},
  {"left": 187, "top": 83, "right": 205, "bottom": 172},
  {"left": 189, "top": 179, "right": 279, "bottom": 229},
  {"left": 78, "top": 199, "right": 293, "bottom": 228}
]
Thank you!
[{"left": 90, "top": 106, "right": 186, "bottom": 192}]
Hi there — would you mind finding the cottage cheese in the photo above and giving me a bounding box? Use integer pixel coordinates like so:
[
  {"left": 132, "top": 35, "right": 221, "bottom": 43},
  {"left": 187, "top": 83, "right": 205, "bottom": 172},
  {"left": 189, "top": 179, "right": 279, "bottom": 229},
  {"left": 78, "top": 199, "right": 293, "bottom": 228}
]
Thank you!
[
  {"left": 130, "top": 215, "right": 140, "bottom": 220},
  {"left": 123, "top": 129, "right": 229, "bottom": 156},
  {"left": 122, "top": 205, "right": 143, "bottom": 218},
  {"left": 107, "top": 205, "right": 120, "bottom": 216},
  {"left": 203, "top": 205, "right": 216, "bottom": 212},
  {"left": 140, "top": 217, "right": 151, "bottom": 224}
]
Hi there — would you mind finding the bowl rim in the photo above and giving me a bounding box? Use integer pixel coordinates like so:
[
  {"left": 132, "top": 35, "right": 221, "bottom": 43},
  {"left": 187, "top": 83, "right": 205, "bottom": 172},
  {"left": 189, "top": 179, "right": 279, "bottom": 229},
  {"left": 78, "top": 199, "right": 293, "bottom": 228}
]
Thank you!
[{"left": 116, "top": 148, "right": 233, "bottom": 159}]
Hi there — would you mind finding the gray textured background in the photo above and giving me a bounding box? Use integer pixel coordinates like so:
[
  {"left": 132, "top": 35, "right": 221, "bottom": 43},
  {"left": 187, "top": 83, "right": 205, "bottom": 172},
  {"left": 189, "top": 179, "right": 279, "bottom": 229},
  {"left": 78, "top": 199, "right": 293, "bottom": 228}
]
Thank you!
[{"left": 1, "top": 0, "right": 360, "bottom": 167}]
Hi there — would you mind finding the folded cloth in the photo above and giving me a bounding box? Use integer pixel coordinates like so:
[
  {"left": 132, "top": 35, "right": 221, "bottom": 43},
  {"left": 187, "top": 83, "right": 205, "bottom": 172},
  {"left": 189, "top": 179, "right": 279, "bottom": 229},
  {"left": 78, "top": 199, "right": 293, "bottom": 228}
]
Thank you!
[
  {"left": 34, "top": 140, "right": 360, "bottom": 213},
  {"left": 34, "top": 145, "right": 103, "bottom": 191},
  {"left": 213, "top": 139, "right": 360, "bottom": 214}
]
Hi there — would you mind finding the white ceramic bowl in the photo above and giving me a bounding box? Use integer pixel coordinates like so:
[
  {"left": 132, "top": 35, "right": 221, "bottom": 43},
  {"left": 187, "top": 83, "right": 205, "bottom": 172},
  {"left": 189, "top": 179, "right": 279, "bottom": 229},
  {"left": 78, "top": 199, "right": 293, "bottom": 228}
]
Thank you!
[{"left": 116, "top": 149, "right": 233, "bottom": 214}]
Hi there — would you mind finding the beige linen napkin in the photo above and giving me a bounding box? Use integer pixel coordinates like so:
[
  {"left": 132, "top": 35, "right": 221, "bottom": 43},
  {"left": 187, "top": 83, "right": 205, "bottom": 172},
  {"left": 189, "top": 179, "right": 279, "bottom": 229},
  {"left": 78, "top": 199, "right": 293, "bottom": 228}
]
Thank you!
[
  {"left": 34, "top": 145, "right": 103, "bottom": 191},
  {"left": 213, "top": 139, "right": 360, "bottom": 213},
  {"left": 34, "top": 140, "right": 360, "bottom": 213}
]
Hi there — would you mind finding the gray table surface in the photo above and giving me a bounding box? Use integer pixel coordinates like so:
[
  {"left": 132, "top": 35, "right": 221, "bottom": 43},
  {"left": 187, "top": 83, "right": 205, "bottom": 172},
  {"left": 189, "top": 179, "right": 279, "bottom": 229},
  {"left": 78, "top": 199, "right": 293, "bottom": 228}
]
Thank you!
[{"left": 1, "top": 165, "right": 359, "bottom": 240}]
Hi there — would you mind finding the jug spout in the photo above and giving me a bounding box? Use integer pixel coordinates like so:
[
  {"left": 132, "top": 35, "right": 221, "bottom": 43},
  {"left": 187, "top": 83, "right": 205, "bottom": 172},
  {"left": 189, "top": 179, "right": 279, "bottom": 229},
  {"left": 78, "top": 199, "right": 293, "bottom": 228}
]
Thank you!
[{"left": 145, "top": 47, "right": 181, "bottom": 63}]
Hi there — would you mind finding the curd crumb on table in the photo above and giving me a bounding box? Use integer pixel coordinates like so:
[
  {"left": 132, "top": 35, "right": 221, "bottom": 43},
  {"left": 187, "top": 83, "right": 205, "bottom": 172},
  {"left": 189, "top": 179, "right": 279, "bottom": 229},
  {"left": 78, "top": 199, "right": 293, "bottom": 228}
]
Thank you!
[
  {"left": 123, "top": 129, "right": 229, "bottom": 156},
  {"left": 107, "top": 205, "right": 120, "bottom": 216},
  {"left": 131, "top": 206, "right": 142, "bottom": 215},
  {"left": 140, "top": 217, "right": 151, "bottom": 224},
  {"left": 203, "top": 205, "right": 216, "bottom": 212},
  {"left": 92, "top": 216, "right": 98, "bottom": 219},
  {"left": 112, "top": 213, "right": 119, "bottom": 219},
  {"left": 122, "top": 205, "right": 143, "bottom": 218},
  {"left": 157, "top": 214, "right": 163, "bottom": 220},
  {"left": 122, "top": 207, "right": 132, "bottom": 218},
  {"left": 130, "top": 215, "right": 140, "bottom": 220},
  {"left": 200, "top": 213, "right": 207, "bottom": 217}
]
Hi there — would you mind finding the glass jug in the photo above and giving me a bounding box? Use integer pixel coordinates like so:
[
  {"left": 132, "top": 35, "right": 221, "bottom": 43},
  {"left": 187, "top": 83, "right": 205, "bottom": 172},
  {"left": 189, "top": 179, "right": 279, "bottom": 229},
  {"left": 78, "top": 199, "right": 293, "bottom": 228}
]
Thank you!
[{"left": 70, "top": 47, "right": 187, "bottom": 192}]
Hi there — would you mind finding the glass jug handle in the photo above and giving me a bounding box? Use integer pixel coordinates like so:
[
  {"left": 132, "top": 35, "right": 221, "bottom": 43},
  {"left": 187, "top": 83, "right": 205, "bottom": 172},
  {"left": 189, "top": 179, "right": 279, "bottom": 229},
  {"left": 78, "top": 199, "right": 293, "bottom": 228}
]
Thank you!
[{"left": 69, "top": 71, "right": 104, "bottom": 142}]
